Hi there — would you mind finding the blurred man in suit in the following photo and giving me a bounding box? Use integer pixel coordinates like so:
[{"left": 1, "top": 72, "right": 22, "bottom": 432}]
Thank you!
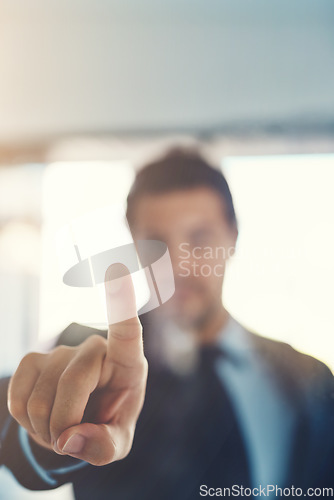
[{"left": 1, "top": 149, "right": 333, "bottom": 499}]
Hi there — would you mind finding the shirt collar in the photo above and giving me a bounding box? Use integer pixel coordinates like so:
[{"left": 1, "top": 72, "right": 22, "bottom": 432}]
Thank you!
[{"left": 217, "top": 315, "right": 254, "bottom": 366}]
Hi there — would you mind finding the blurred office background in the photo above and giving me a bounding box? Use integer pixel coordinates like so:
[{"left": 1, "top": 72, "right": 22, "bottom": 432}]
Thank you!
[{"left": 1, "top": 0, "right": 334, "bottom": 498}]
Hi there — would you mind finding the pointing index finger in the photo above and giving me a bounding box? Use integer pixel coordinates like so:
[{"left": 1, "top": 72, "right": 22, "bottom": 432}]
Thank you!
[{"left": 104, "top": 264, "right": 143, "bottom": 365}]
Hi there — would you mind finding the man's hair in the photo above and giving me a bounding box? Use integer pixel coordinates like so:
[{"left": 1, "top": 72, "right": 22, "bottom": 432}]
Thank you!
[{"left": 126, "top": 148, "right": 237, "bottom": 229}]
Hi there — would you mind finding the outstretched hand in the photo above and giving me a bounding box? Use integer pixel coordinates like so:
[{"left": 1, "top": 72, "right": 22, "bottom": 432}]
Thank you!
[{"left": 8, "top": 265, "right": 148, "bottom": 466}]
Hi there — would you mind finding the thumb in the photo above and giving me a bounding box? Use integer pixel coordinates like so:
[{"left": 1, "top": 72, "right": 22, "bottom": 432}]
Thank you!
[{"left": 56, "top": 422, "right": 129, "bottom": 466}]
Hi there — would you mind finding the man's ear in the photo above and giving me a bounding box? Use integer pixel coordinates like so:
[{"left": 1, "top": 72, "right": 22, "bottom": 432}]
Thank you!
[{"left": 227, "top": 225, "right": 238, "bottom": 258}]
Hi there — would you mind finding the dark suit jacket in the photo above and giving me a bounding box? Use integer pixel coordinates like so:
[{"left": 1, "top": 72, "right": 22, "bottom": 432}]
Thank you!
[{"left": 0, "top": 320, "right": 333, "bottom": 499}]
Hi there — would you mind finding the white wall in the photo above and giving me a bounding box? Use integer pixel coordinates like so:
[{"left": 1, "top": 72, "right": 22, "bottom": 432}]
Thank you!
[{"left": 0, "top": 0, "right": 333, "bottom": 141}]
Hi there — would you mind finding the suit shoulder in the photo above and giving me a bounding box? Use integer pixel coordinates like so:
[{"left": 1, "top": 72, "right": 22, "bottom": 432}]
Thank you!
[
  {"left": 249, "top": 331, "right": 333, "bottom": 389},
  {"left": 56, "top": 323, "right": 107, "bottom": 347}
]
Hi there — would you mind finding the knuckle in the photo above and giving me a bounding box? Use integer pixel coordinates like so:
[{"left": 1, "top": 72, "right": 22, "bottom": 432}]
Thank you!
[
  {"left": 8, "top": 398, "right": 26, "bottom": 421},
  {"left": 141, "top": 356, "right": 149, "bottom": 373},
  {"left": 135, "top": 356, "right": 148, "bottom": 376},
  {"left": 59, "top": 365, "right": 84, "bottom": 387},
  {"left": 19, "top": 352, "right": 40, "bottom": 368},
  {"left": 134, "top": 320, "right": 143, "bottom": 335},
  {"left": 134, "top": 320, "right": 143, "bottom": 336},
  {"left": 27, "top": 397, "right": 50, "bottom": 420},
  {"left": 53, "top": 345, "right": 72, "bottom": 355},
  {"left": 134, "top": 356, "right": 148, "bottom": 380},
  {"left": 83, "top": 334, "right": 107, "bottom": 350},
  {"left": 111, "top": 320, "right": 143, "bottom": 341}
]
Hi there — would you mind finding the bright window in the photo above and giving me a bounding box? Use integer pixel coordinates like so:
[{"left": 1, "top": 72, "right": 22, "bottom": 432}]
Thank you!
[
  {"left": 39, "top": 161, "right": 135, "bottom": 342},
  {"left": 222, "top": 154, "right": 334, "bottom": 371}
]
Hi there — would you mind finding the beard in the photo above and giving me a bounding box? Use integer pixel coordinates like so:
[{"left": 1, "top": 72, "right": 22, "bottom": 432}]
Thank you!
[{"left": 159, "top": 278, "right": 223, "bottom": 332}]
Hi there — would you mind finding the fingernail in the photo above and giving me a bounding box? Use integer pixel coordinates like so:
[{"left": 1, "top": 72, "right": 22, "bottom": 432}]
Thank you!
[{"left": 62, "top": 434, "right": 86, "bottom": 455}]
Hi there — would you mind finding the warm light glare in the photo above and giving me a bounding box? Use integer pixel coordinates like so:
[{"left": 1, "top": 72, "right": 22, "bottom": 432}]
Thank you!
[
  {"left": 39, "top": 162, "right": 135, "bottom": 341},
  {"left": 223, "top": 154, "right": 334, "bottom": 372}
]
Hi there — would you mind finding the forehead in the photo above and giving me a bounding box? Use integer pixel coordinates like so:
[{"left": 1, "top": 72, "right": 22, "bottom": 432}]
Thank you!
[{"left": 131, "top": 187, "right": 228, "bottom": 236}]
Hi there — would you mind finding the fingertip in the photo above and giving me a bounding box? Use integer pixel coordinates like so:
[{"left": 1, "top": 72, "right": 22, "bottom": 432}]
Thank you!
[{"left": 105, "top": 263, "right": 130, "bottom": 287}]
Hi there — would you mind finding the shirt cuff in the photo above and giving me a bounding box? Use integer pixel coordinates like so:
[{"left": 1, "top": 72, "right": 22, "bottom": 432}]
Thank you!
[{"left": 18, "top": 426, "right": 87, "bottom": 487}]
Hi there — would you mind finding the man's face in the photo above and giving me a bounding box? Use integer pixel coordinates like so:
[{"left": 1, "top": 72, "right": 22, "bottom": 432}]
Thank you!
[{"left": 132, "top": 187, "right": 238, "bottom": 330}]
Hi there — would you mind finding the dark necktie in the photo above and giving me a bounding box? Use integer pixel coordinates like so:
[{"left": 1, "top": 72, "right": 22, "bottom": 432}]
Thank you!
[
  {"left": 148, "top": 344, "right": 252, "bottom": 500},
  {"left": 192, "top": 344, "right": 251, "bottom": 491}
]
